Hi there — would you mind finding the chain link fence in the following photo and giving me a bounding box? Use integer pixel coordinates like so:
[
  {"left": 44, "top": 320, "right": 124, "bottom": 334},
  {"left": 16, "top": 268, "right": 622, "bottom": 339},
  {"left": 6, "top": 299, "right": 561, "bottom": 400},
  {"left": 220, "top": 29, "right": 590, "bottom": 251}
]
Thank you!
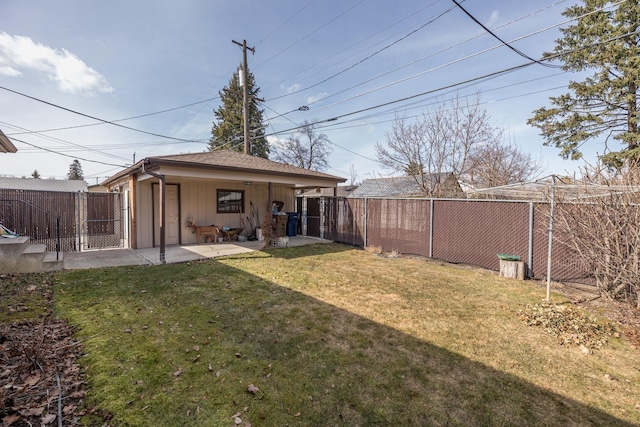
[
  {"left": 0, "top": 189, "right": 125, "bottom": 252},
  {"left": 317, "top": 196, "right": 593, "bottom": 286}
]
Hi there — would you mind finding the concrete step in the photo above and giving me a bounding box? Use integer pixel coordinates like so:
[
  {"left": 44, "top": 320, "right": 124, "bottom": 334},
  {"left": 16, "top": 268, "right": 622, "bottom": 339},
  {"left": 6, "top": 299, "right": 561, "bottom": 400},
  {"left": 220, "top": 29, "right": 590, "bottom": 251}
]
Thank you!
[
  {"left": 0, "top": 236, "right": 30, "bottom": 273},
  {"left": 42, "top": 252, "right": 64, "bottom": 272}
]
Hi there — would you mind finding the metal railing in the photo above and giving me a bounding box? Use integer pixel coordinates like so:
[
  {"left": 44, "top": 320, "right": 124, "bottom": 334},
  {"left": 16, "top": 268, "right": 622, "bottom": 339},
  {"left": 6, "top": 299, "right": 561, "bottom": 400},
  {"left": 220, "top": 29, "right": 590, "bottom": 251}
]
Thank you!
[{"left": 0, "top": 199, "right": 61, "bottom": 260}]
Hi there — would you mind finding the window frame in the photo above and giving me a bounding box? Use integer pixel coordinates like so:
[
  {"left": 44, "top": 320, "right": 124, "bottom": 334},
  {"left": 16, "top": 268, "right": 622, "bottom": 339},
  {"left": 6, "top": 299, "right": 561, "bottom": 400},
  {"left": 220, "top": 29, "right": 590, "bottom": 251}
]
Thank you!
[{"left": 216, "top": 189, "right": 245, "bottom": 214}]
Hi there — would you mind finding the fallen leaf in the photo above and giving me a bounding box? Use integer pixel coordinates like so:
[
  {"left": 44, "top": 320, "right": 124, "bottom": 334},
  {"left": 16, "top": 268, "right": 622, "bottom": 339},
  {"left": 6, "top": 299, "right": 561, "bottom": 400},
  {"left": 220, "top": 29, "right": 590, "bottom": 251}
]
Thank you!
[
  {"left": 231, "top": 412, "right": 242, "bottom": 418},
  {"left": 24, "top": 374, "right": 41, "bottom": 386},
  {"left": 247, "top": 384, "right": 259, "bottom": 394},
  {"left": 234, "top": 417, "right": 242, "bottom": 425},
  {"left": 123, "top": 328, "right": 132, "bottom": 334},
  {"left": 294, "top": 412, "right": 301, "bottom": 417},
  {"left": 63, "top": 404, "right": 76, "bottom": 415},
  {"left": 41, "top": 413, "right": 56, "bottom": 425},
  {"left": 173, "top": 369, "right": 183, "bottom": 377},
  {"left": 25, "top": 406, "right": 45, "bottom": 416},
  {"left": 26, "top": 285, "right": 37, "bottom": 291},
  {"left": 208, "top": 364, "right": 213, "bottom": 372},
  {"left": 235, "top": 352, "right": 242, "bottom": 358},
  {"left": 191, "top": 354, "right": 200, "bottom": 363},
  {"left": 2, "top": 414, "right": 21, "bottom": 426}
]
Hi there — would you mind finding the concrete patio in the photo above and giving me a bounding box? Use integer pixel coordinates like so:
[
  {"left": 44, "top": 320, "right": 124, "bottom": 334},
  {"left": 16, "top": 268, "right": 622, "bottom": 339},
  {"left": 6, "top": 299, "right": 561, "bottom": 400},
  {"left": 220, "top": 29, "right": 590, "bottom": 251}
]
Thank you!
[{"left": 63, "top": 236, "right": 331, "bottom": 270}]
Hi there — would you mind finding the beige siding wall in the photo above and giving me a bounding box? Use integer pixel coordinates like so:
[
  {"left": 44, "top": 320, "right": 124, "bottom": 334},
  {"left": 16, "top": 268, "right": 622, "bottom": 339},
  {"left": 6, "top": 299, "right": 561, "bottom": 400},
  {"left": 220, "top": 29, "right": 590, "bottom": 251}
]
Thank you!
[
  {"left": 135, "top": 178, "right": 295, "bottom": 248},
  {"left": 137, "top": 180, "right": 154, "bottom": 249}
]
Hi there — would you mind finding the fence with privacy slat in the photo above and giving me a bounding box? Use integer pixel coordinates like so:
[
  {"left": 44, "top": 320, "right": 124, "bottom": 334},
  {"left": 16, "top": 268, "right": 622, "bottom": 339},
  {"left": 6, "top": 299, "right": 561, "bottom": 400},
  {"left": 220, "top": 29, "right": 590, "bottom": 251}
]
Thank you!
[
  {"left": 0, "top": 189, "right": 125, "bottom": 252},
  {"left": 309, "top": 196, "right": 593, "bottom": 286}
]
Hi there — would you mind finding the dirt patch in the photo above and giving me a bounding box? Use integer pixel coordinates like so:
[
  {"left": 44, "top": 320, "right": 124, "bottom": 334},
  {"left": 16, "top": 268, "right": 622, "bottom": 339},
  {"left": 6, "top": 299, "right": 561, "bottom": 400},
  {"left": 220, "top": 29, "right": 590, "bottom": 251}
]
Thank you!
[{"left": 0, "top": 273, "right": 110, "bottom": 426}]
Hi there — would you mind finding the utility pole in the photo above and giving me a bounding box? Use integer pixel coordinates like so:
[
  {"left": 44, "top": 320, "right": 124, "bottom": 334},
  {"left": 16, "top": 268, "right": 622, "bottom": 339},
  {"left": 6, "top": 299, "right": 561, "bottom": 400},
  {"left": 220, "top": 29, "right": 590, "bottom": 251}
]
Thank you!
[{"left": 232, "top": 39, "right": 255, "bottom": 155}]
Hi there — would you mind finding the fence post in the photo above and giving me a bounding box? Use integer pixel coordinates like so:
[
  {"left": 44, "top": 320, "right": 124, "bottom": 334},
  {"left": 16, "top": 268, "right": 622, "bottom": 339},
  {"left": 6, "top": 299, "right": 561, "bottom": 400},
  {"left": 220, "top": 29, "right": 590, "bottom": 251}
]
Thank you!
[
  {"left": 76, "top": 192, "right": 82, "bottom": 252},
  {"left": 56, "top": 217, "right": 60, "bottom": 260},
  {"left": 528, "top": 202, "right": 534, "bottom": 278},
  {"left": 429, "top": 199, "right": 434, "bottom": 258},
  {"left": 363, "top": 198, "right": 368, "bottom": 247}
]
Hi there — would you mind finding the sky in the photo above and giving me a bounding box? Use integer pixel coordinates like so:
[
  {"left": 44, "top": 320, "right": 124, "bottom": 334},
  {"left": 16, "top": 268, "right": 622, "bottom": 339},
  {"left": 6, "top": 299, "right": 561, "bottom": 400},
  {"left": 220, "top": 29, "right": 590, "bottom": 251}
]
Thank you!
[{"left": 0, "top": 0, "right": 606, "bottom": 185}]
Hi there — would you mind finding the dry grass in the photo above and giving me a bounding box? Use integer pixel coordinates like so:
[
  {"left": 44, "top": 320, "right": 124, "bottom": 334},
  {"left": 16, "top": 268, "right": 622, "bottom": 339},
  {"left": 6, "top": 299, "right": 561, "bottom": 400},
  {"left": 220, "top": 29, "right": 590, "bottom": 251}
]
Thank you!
[{"left": 50, "top": 244, "right": 639, "bottom": 426}]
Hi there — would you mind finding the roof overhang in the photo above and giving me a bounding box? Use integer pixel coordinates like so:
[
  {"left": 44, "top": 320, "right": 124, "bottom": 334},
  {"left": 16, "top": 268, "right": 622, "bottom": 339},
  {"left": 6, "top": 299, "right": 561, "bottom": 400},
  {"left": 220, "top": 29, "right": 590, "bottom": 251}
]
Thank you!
[
  {"left": 102, "top": 157, "right": 346, "bottom": 189},
  {"left": 0, "top": 129, "right": 17, "bottom": 153}
]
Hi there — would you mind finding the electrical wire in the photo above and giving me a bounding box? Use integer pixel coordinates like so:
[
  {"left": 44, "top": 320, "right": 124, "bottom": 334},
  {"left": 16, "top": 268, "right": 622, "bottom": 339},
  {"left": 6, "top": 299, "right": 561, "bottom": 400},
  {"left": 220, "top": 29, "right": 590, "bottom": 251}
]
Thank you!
[
  {"left": 266, "top": 2, "right": 460, "bottom": 101},
  {"left": 450, "top": 0, "right": 562, "bottom": 68},
  {"left": 6, "top": 95, "right": 220, "bottom": 136},
  {"left": 0, "top": 85, "right": 201, "bottom": 142},
  {"left": 0, "top": 120, "right": 131, "bottom": 162},
  {"left": 253, "top": 0, "right": 367, "bottom": 70},
  {"left": 9, "top": 136, "right": 127, "bottom": 168}
]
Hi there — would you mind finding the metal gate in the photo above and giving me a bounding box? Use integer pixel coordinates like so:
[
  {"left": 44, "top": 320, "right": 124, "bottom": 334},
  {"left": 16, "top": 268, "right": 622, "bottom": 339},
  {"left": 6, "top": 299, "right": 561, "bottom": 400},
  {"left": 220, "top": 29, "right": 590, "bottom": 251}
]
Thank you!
[
  {"left": 81, "top": 192, "right": 126, "bottom": 250},
  {"left": 306, "top": 197, "right": 321, "bottom": 237}
]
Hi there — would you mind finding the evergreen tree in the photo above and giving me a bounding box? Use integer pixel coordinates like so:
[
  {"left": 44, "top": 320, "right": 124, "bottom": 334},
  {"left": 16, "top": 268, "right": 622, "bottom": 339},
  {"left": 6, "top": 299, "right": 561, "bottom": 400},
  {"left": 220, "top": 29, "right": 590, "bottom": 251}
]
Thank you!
[
  {"left": 528, "top": 0, "right": 640, "bottom": 169},
  {"left": 209, "top": 67, "right": 269, "bottom": 158},
  {"left": 67, "top": 159, "right": 84, "bottom": 180},
  {"left": 31, "top": 169, "right": 41, "bottom": 179}
]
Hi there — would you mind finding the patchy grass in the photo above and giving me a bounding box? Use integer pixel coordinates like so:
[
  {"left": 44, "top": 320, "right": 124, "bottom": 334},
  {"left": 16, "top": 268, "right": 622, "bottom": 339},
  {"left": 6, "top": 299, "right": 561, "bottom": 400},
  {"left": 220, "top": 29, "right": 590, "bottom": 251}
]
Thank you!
[
  {"left": 51, "top": 244, "right": 639, "bottom": 426},
  {"left": 0, "top": 273, "right": 54, "bottom": 323}
]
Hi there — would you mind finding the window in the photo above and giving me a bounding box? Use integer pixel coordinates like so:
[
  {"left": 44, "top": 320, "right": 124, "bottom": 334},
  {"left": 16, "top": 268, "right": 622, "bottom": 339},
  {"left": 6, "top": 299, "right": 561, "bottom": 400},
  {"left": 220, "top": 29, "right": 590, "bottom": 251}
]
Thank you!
[{"left": 217, "top": 189, "right": 244, "bottom": 213}]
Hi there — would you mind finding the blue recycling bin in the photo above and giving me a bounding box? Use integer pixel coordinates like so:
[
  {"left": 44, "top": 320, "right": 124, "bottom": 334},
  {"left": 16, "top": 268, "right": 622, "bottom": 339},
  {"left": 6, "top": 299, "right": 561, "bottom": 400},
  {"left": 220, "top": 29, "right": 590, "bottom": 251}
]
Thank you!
[{"left": 286, "top": 212, "right": 300, "bottom": 236}]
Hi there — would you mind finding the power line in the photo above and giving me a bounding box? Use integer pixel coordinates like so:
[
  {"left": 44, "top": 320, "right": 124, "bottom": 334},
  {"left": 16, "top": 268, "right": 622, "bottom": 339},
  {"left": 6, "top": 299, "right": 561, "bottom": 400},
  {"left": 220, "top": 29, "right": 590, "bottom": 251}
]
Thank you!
[
  {"left": 9, "top": 137, "right": 127, "bottom": 168},
  {"left": 450, "top": 0, "right": 562, "bottom": 69},
  {"left": 265, "top": 28, "right": 640, "bottom": 139},
  {"left": 0, "top": 85, "right": 201, "bottom": 142},
  {"left": 253, "top": 0, "right": 367, "bottom": 70},
  {"left": 6, "top": 95, "right": 220, "bottom": 136},
  {"left": 0, "top": 120, "right": 131, "bottom": 162},
  {"left": 266, "top": 2, "right": 460, "bottom": 101}
]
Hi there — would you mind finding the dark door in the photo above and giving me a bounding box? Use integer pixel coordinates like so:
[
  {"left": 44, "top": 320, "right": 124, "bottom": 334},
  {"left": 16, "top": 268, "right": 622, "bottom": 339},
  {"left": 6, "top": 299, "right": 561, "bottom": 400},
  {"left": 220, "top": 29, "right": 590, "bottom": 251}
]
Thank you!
[{"left": 306, "top": 197, "right": 321, "bottom": 237}]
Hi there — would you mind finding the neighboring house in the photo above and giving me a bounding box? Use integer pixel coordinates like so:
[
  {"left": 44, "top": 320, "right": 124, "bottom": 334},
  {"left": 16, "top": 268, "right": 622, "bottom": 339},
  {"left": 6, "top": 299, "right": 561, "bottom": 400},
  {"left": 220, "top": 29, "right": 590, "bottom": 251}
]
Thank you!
[
  {"left": 349, "top": 174, "right": 462, "bottom": 198},
  {"left": 0, "top": 129, "right": 17, "bottom": 153},
  {"left": 0, "top": 177, "right": 88, "bottom": 192},
  {"left": 299, "top": 185, "right": 359, "bottom": 198},
  {"left": 101, "top": 150, "right": 346, "bottom": 249}
]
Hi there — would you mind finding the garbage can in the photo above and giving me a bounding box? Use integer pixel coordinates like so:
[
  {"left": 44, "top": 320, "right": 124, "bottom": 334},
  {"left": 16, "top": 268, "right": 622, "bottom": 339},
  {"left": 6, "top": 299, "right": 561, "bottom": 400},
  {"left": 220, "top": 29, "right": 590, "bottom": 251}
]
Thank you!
[{"left": 286, "top": 212, "right": 300, "bottom": 236}]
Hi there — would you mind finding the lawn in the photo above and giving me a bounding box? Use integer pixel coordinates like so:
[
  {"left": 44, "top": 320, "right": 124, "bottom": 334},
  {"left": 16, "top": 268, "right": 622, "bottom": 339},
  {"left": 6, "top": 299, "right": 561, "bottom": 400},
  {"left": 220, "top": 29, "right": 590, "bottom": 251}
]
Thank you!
[{"left": 8, "top": 243, "right": 640, "bottom": 425}]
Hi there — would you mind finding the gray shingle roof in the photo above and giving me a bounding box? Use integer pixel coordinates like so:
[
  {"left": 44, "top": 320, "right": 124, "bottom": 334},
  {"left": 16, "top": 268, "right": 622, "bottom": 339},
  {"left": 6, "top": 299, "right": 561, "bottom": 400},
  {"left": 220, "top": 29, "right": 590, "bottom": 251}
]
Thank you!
[
  {"left": 349, "top": 174, "right": 455, "bottom": 198},
  {"left": 0, "top": 177, "right": 87, "bottom": 192},
  {"left": 103, "top": 150, "right": 346, "bottom": 186},
  {"left": 155, "top": 150, "right": 344, "bottom": 180}
]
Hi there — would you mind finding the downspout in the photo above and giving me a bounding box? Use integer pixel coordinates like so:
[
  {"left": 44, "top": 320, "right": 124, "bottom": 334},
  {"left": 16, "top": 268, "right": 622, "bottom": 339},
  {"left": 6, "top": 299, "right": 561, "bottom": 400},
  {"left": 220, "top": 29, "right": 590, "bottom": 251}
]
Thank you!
[{"left": 142, "top": 159, "right": 166, "bottom": 265}]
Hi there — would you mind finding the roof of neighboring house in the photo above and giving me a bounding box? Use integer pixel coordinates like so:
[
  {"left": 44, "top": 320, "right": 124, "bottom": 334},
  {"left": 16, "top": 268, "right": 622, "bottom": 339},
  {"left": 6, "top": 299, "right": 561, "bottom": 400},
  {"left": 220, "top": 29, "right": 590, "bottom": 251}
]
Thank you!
[
  {"left": 0, "top": 177, "right": 88, "bottom": 192},
  {"left": 300, "top": 185, "right": 359, "bottom": 197},
  {"left": 103, "top": 150, "right": 346, "bottom": 187},
  {"left": 349, "top": 174, "right": 459, "bottom": 198},
  {"left": 0, "top": 129, "right": 17, "bottom": 153}
]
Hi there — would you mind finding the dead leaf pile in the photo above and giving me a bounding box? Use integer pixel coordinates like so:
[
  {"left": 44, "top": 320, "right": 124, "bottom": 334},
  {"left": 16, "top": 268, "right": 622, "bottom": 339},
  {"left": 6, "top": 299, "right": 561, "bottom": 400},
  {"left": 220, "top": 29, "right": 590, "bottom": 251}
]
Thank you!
[
  {"left": 519, "top": 300, "right": 616, "bottom": 349},
  {"left": 0, "top": 318, "right": 99, "bottom": 426}
]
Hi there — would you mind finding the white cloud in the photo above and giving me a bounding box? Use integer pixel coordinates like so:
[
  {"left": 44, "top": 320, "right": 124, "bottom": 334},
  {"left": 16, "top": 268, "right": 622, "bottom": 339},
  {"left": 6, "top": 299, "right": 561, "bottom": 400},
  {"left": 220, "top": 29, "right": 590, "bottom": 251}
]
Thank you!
[
  {"left": 0, "top": 32, "right": 113, "bottom": 95},
  {"left": 306, "top": 92, "right": 328, "bottom": 104},
  {"left": 487, "top": 10, "right": 499, "bottom": 27},
  {"left": 284, "top": 83, "right": 300, "bottom": 94},
  {"left": 0, "top": 65, "right": 21, "bottom": 76}
]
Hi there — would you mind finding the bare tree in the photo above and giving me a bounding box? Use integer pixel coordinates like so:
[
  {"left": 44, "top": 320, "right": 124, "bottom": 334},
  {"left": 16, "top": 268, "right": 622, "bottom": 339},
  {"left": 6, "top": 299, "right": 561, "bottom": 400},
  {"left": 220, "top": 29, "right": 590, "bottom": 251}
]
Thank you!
[
  {"left": 273, "top": 121, "right": 332, "bottom": 171},
  {"left": 551, "top": 165, "right": 640, "bottom": 308},
  {"left": 376, "top": 94, "right": 541, "bottom": 194},
  {"left": 349, "top": 164, "right": 359, "bottom": 186},
  {"left": 468, "top": 140, "right": 543, "bottom": 188},
  {"left": 376, "top": 94, "right": 503, "bottom": 196}
]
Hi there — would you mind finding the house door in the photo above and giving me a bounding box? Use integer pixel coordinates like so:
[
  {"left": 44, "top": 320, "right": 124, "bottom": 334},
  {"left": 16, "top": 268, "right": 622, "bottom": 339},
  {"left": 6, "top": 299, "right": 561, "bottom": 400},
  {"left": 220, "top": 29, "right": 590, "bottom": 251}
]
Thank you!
[{"left": 154, "top": 184, "right": 180, "bottom": 246}]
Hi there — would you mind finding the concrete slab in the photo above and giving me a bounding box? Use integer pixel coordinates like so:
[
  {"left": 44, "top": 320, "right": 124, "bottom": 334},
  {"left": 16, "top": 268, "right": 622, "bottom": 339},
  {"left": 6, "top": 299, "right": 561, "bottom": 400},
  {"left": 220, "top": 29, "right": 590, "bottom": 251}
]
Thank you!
[{"left": 62, "top": 236, "right": 331, "bottom": 270}]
